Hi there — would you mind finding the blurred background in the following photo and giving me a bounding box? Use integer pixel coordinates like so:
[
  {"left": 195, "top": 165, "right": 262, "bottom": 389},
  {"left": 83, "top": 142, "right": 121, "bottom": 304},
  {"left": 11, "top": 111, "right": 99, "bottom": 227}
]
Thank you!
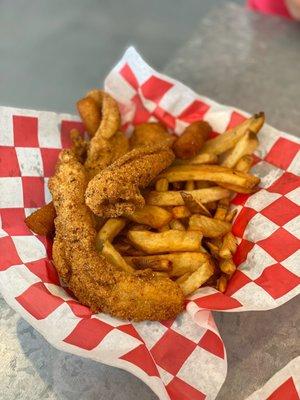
[{"left": 0, "top": 0, "right": 244, "bottom": 113}]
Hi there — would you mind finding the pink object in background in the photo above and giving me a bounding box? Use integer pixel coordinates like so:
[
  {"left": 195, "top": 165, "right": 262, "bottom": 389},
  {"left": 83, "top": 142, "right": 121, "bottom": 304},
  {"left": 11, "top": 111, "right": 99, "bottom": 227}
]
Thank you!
[{"left": 247, "top": 0, "right": 293, "bottom": 19}]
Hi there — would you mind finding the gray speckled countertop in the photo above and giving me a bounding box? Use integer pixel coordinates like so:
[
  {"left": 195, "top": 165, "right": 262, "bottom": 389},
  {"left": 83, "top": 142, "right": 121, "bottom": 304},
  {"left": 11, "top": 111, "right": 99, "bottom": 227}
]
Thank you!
[{"left": 1, "top": 3, "right": 299, "bottom": 400}]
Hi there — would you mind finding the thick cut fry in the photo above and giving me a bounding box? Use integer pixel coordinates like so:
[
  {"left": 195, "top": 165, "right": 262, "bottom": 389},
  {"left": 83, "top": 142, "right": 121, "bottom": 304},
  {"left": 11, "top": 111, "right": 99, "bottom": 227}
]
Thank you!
[
  {"left": 219, "top": 258, "right": 236, "bottom": 276},
  {"left": 235, "top": 154, "right": 253, "bottom": 173},
  {"left": 128, "top": 224, "right": 152, "bottom": 231},
  {"left": 96, "top": 218, "right": 126, "bottom": 250},
  {"left": 216, "top": 182, "right": 257, "bottom": 194},
  {"left": 125, "top": 205, "right": 172, "bottom": 229},
  {"left": 221, "top": 130, "right": 259, "bottom": 168},
  {"left": 225, "top": 209, "right": 238, "bottom": 223},
  {"left": 127, "top": 230, "right": 203, "bottom": 254},
  {"left": 25, "top": 202, "right": 56, "bottom": 236},
  {"left": 189, "top": 214, "right": 231, "bottom": 238},
  {"left": 130, "top": 122, "right": 173, "bottom": 148},
  {"left": 205, "top": 241, "right": 220, "bottom": 258},
  {"left": 219, "top": 232, "right": 237, "bottom": 259},
  {"left": 176, "top": 273, "right": 190, "bottom": 285},
  {"left": 181, "top": 192, "right": 211, "bottom": 216},
  {"left": 173, "top": 121, "right": 212, "bottom": 159},
  {"left": 195, "top": 181, "right": 213, "bottom": 189},
  {"left": 126, "top": 257, "right": 172, "bottom": 272},
  {"left": 155, "top": 178, "right": 169, "bottom": 192},
  {"left": 76, "top": 97, "right": 101, "bottom": 136},
  {"left": 172, "top": 206, "right": 191, "bottom": 219},
  {"left": 86, "top": 89, "right": 120, "bottom": 139},
  {"left": 214, "top": 198, "right": 230, "bottom": 220},
  {"left": 101, "top": 241, "right": 134, "bottom": 273},
  {"left": 179, "top": 261, "right": 214, "bottom": 296},
  {"left": 114, "top": 238, "right": 146, "bottom": 256},
  {"left": 185, "top": 180, "right": 195, "bottom": 191},
  {"left": 158, "top": 224, "right": 170, "bottom": 232},
  {"left": 170, "top": 220, "right": 185, "bottom": 231},
  {"left": 217, "top": 275, "right": 228, "bottom": 293},
  {"left": 200, "top": 112, "right": 265, "bottom": 155},
  {"left": 146, "top": 187, "right": 230, "bottom": 206},
  {"left": 179, "top": 153, "right": 218, "bottom": 165},
  {"left": 159, "top": 164, "right": 260, "bottom": 191},
  {"left": 125, "top": 252, "right": 209, "bottom": 277}
]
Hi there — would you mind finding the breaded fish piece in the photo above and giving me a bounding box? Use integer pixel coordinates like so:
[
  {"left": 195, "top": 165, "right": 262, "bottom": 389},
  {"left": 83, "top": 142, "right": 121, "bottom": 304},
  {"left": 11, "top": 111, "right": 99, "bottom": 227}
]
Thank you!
[
  {"left": 84, "top": 131, "right": 129, "bottom": 177},
  {"left": 129, "top": 122, "right": 174, "bottom": 149},
  {"left": 49, "top": 150, "right": 184, "bottom": 321},
  {"left": 85, "top": 144, "right": 175, "bottom": 217}
]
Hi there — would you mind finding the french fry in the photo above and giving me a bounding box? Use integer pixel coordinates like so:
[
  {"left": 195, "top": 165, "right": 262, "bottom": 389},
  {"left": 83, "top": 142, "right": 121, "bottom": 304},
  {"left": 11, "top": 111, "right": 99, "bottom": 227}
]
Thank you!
[
  {"left": 173, "top": 121, "right": 212, "bottom": 159},
  {"left": 217, "top": 275, "right": 228, "bottom": 293},
  {"left": 225, "top": 209, "right": 238, "bottom": 223},
  {"left": 128, "top": 224, "right": 152, "bottom": 231},
  {"left": 125, "top": 205, "right": 172, "bottom": 229},
  {"left": 127, "top": 230, "right": 203, "bottom": 254},
  {"left": 125, "top": 257, "right": 172, "bottom": 272},
  {"left": 158, "top": 224, "right": 170, "bottom": 232},
  {"left": 200, "top": 112, "right": 265, "bottom": 155},
  {"left": 235, "top": 154, "right": 253, "bottom": 173},
  {"left": 96, "top": 218, "right": 126, "bottom": 250},
  {"left": 176, "top": 272, "right": 190, "bottom": 285},
  {"left": 221, "top": 130, "right": 259, "bottom": 168},
  {"left": 172, "top": 206, "right": 191, "bottom": 219},
  {"left": 102, "top": 241, "right": 134, "bottom": 273},
  {"left": 181, "top": 192, "right": 211, "bottom": 216},
  {"left": 214, "top": 198, "right": 230, "bottom": 220},
  {"left": 76, "top": 97, "right": 101, "bottom": 136},
  {"left": 125, "top": 252, "right": 210, "bottom": 277},
  {"left": 146, "top": 187, "right": 230, "bottom": 206},
  {"left": 25, "top": 202, "right": 56, "bottom": 236},
  {"left": 114, "top": 238, "right": 146, "bottom": 256},
  {"left": 183, "top": 153, "right": 218, "bottom": 165},
  {"left": 206, "top": 241, "right": 220, "bottom": 258},
  {"left": 219, "top": 258, "right": 236, "bottom": 276},
  {"left": 185, "top": 180, "right": 195, "bottom": 190},
  {"left": 170, "top": 220, "right": 185, "bottom": 231},
  {"left": 158, "top": 164, "right": 260, "bottom": 192},
  {"left": 155, "top": 177, "right": 169, "bottom": 192},
  {"left": 205, "top": 201, "right": 218, "bottom": 212},
  {"left": 219, "top": 232, "right": 237, "bottom": 259},
  {"left": 189, "top": 214, "right": 231, "bottom": 238},
  {"left": 195, "top": 181, "right": 213, "bottom": 189},
  {"left": 216, "top": 182, "right": 257, "bottom": 194},
  {"left": 178, "top": 260, "right": 214, "bottom": 296}
]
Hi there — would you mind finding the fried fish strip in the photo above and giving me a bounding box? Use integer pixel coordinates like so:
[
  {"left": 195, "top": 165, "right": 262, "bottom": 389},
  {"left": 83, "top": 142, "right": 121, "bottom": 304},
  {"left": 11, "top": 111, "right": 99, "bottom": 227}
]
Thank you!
[
  {"left": 49, "top": 150, "right": 184, "bottom": 321},
  {"left": 85, "top": 144, "right": 175, "bottom": 217}
]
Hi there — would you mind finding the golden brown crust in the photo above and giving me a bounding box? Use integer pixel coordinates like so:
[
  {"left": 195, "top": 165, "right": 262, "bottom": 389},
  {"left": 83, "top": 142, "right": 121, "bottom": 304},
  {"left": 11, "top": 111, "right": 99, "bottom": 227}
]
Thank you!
[
  {"left": 25, "top": 202, "right": 56, "bottom": 236},
  {"left": 85, "top": 144, "right": 175, "bottom": 217},
  {"left": 129, "top": 122, "right": 173, "bottom": 148},
  {"left": 49, "top": 150, "right": 184, "bottom": 320},
  {"left": 84, "top": 131, "right": 129, "bottom": 177}
]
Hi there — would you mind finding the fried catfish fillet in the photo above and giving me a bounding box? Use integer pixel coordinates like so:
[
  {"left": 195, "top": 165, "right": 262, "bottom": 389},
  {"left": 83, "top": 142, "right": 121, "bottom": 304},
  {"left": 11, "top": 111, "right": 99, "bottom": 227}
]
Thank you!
[
  {"left": 49, "top": 150, "right": 184, "bottom": 321},
  {"left": 85, "top": 144, "right": 175, "bottom": 218}
]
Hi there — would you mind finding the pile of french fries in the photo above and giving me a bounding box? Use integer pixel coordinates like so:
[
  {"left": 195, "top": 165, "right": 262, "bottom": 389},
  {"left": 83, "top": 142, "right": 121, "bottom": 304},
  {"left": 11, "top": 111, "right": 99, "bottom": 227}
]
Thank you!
[{"left": 95, "top": 112, "right": 265, "bottom": 296}]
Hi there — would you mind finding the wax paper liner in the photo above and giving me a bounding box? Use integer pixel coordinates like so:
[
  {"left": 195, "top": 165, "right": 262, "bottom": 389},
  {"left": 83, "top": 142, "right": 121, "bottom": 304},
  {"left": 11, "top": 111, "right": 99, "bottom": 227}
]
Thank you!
[{"left": 0, "top": 47, "right": 299, "bottom": 400}]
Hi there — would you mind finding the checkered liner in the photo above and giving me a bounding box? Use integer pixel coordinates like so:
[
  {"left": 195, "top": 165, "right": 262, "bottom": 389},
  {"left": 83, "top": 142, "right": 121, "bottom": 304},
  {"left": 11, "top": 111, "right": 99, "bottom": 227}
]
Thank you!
[
  {"left": 246, "top": 357, "right": 300, "bottom": 400},
  {"left": 0, "top": 47, "right": 299, "bottom": 400}
]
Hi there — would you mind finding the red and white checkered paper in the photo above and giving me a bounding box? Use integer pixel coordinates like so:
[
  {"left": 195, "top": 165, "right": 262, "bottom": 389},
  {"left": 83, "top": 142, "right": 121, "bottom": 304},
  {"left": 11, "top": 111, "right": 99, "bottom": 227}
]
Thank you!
[
  {"left": 246, "top": 357, "right": 300, "bottom": 400},
  {"left": 0, "top": 47, "right": 299, "bottom": 400}
]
